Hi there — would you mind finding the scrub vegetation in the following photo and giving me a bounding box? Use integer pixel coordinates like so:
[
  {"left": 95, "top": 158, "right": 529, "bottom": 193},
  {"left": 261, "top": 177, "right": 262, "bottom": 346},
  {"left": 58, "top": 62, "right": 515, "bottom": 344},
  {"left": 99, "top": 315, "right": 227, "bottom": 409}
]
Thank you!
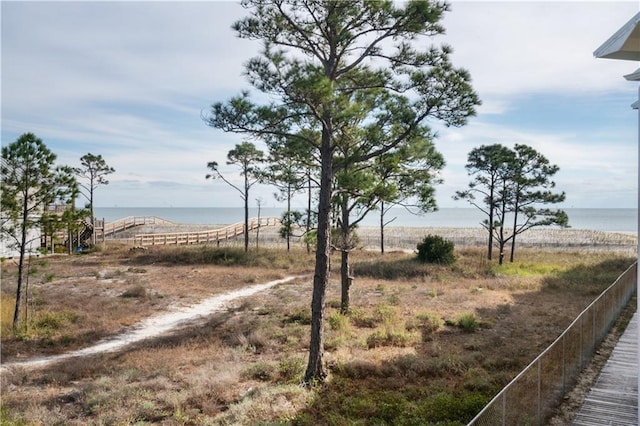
[{"left": 0, "top": 243, "right": 635, "bottom": 425}]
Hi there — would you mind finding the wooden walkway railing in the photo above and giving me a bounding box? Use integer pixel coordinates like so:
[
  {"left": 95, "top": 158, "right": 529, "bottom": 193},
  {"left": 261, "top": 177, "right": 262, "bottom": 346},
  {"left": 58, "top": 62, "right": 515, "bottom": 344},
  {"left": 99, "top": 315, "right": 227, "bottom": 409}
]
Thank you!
[
  {"left": 133, "top": 217, "right": 280, "bottom": 247},
  {"left": 100, "top": 216, "right": 175, "bottom": 238}
]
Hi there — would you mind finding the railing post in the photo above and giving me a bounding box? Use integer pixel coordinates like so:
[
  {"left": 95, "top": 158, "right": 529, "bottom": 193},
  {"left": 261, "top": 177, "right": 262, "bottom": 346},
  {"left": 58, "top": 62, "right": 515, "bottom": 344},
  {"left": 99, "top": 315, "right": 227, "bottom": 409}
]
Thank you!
[
  {"left": 580, "top": 315, "right": 584, "bottom": 368},
  {"left": 592, "top": 303, "right": 596, "bottom": 352},
  {"left": 562, "top": 333, "right": 566, "bottom": 395},
  {"left": 537, "top": 359, "right": 541, "bottom": 426}
]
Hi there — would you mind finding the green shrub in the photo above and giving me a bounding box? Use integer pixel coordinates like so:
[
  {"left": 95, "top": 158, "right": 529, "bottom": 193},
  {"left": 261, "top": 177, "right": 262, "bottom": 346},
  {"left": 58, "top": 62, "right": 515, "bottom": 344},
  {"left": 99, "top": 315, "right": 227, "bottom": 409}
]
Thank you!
[
  {"left": 277, "top": 356, "right": 305, "bottom": 384},
  {"left": 416, "top": 391, "right": 488, "bottom": 424},
  {"left": 328, "top": 311, "right": 349, "bottom": 332},
  {"left": 373, "top": 304, "right": 396, "bottom": 325},
  {"left": 349, "top": 305, "right": 397, "bottom": 329},
  {"left": 417, "top": 312, "right": 443, "bottom": 333},
  {"left": 349, "top": 309, "right": 378, "bottom": 328},
  {"left": 243, "top": 361, "right": 277, "bottom": 381},
  {"left": 33, "top": 311, "right": 79, "bottom": 330},
  {"left": 387, "top": 293, "right": 401, "bottom": 305},
  {"left": 457, "top": 313, "right": 478, "bottom": 333},
  {"left": 463, "top": 368, "right": 497, "bottom": 393},
  {"left": 417, "top": 235, "right": 455, "bottom": 264},
  {"left": 366, "top": 330, "right": 411, "bottom": 348},
  {"left": 284, "top": 307, "right": 312, "bottom": 325}
]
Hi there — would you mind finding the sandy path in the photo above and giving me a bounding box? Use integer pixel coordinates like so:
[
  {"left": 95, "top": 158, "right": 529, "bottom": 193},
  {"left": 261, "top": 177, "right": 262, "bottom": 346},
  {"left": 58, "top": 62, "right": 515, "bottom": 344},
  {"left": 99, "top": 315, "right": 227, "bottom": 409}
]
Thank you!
[{"left": 0, "top": 275, "right": 304, "bottom": 373}]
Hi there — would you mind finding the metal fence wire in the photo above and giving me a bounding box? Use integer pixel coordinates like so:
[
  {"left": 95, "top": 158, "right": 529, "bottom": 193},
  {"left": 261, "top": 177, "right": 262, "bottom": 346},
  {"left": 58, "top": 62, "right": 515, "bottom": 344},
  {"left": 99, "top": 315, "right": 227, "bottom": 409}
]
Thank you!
[{"left": 468, "top": 262, "right": 637, "bottom": 426}]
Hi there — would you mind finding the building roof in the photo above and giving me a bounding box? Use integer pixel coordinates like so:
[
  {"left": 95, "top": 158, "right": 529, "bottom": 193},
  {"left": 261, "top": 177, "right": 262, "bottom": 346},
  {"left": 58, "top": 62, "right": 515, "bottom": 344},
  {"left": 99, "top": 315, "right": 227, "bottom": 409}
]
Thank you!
[
  {"left": 624, "top": 68, "right": 640, "bottom": 81},
  {"left": 594, "top": 11, "right": 640, "bottom": 61}
]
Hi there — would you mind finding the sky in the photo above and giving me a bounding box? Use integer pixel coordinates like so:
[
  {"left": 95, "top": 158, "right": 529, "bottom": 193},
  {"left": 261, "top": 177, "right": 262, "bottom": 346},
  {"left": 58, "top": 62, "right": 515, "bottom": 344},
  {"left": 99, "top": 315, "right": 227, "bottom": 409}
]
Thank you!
[{"left": 2, "top": 0, "right": 640, "bottom": 210}]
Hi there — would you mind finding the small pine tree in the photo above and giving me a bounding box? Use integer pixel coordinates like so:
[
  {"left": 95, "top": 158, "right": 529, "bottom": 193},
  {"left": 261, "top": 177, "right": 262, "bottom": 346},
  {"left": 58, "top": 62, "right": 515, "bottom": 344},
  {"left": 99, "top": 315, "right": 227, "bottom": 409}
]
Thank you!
[{"left": 416, "top": 235, "right": 455, "bottom": 265}]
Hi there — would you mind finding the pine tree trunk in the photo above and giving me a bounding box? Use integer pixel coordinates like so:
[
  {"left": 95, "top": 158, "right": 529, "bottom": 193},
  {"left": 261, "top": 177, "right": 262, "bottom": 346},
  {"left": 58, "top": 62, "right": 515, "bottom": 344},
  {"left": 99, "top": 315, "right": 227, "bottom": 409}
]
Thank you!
[
  {"left": 286, "top": 184, "right": 291, "bottom": 252},
  {"left": 13, "top": 199, "right": 29, "bottom": 331},
  {"left": 90, "top": 185, "right": 96, "bottom": 246},
  {"left": 510, "top": 207, "right": 519, "bottom": 262},
  {"left": 487, "top": 185, "right": 494, "bottom": 260},
  {"left": 306, "top": 173, "right": 312, "bottom": 254},
  {"left": 243, "top": 175, "right": 249, "bottom": 252},
  {"left": 340, "top": 196, "right": 351, "bottom": 314},
  {"left": 380, "top": 201, "right": 385, "bottom": 254},
  {"left": 498, "top": 225, "right": 505, "bottom": 265},
  {"left": 340, "top": 250, "right": 351, "bottom": 314},
  {"left": 304, "top": 127, "right": 333, "bottom": 384}
]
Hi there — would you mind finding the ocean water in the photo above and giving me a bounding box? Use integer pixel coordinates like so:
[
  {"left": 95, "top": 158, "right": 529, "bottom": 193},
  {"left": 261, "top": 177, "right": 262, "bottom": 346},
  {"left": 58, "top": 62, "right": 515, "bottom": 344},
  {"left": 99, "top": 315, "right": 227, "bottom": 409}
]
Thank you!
[{"left": 94, "top": 207, "right": 638, "bottom": 233}]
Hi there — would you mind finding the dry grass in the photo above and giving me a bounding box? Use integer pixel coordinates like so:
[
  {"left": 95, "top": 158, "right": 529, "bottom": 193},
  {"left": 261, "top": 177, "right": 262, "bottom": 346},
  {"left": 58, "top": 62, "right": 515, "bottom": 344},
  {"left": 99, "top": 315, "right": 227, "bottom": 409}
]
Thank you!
[
  {"left": 0, "top": 245, "right": 313, "bottom": 359},
  {"left": 0, "top": 242, "right": 635, "bottom": 425}
]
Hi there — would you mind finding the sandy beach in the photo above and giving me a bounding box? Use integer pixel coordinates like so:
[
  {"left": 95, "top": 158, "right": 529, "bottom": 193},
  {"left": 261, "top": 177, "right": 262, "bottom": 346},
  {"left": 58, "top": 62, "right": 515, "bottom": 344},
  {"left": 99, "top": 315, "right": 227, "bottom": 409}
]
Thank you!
[
  {"left": 356, "top": 226, "right": 638, "bottom": 253},
  {"left": 118, "top": 223, "right": 638, "bottom": 253}
]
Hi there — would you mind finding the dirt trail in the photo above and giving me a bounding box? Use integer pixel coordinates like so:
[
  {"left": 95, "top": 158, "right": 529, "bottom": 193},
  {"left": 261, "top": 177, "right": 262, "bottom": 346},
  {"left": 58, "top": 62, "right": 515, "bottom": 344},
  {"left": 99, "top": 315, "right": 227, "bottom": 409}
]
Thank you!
[{"left": 0, "top": 276, "right": 304, "bottom": 373}]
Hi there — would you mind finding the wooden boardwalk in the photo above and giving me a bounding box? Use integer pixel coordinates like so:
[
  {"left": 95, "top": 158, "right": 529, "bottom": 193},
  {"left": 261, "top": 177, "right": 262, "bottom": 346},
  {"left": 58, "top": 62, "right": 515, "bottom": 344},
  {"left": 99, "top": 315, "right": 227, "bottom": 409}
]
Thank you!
[
  {"left": 573, "top": 312, "right": 638, "bottom": 425},
  {"left": 100, "top": 216, "right": 175, "bottom": 238},
  {"left": 132, "top": 217, "right": 280, "bottom": 247}
]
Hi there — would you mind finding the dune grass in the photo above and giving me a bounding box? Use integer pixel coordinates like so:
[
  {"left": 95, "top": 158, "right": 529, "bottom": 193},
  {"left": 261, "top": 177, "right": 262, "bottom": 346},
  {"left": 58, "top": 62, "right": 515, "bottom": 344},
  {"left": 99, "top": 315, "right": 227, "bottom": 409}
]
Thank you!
[
  {"left": 0, "top": 245, "right": 635, "bottom": 425},
  {"left": 0, "top": 293, "right": 16, "bottom": 336}
]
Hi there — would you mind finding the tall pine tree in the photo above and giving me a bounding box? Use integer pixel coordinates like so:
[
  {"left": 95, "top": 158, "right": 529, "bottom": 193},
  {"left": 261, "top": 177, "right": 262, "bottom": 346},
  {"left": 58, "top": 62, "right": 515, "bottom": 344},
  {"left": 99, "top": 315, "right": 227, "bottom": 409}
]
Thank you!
[{"left": 204, "top": 0, "right": 479, "bottom": 383}]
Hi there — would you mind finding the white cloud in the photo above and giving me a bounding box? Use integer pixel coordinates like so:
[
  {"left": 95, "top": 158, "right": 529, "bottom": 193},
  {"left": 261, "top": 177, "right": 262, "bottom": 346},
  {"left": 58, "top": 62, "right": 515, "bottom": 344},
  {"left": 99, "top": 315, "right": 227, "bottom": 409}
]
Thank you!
[
  {"left": 435, "top": 115, "right": 637, "bottom": 208},
  {"left": 2, "top": 1, "right": 639, "bottom": 209},
  {"left": 2, "top": 1, "right": 257, "bottom": 140},
  {"left": 442, "top": 1, "right": 639, "bottom": 109}
]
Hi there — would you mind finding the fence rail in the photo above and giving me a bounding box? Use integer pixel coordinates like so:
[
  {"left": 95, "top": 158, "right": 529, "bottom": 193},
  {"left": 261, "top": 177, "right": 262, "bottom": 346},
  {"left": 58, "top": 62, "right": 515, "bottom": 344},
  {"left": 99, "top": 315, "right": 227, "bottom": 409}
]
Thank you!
[
  {"left": 468, "top": 261, "right": 637, "bottom": 426},
  {"left": 133, "top": 217, "right": 279, "bottom": 247}
]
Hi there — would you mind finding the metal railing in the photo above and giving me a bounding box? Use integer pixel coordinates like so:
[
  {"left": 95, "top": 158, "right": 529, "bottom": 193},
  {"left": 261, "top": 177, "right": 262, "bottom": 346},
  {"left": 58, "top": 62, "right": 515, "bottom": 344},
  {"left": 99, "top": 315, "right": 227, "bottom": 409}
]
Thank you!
[
  {"left": 468, "top": 261, "right": 637, "bottom": 426},
  {"left": 133, "top": 217, "right": 280, "bottom": 246}
]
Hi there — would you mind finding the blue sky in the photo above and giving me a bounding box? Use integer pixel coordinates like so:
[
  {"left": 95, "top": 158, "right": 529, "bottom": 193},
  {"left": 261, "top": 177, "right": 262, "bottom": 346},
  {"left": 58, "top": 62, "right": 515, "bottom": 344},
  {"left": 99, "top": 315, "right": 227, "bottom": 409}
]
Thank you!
[{"left": 2, "top": 1, "right": 639, "bottom": 209}]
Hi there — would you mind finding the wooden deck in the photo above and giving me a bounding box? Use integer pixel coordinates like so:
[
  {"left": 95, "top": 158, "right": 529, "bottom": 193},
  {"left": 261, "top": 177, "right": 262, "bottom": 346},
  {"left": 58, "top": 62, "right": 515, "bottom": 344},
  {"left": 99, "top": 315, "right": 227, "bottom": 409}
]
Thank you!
[{"left": 572, "top": 312, "right": 638, "bottom": 425}]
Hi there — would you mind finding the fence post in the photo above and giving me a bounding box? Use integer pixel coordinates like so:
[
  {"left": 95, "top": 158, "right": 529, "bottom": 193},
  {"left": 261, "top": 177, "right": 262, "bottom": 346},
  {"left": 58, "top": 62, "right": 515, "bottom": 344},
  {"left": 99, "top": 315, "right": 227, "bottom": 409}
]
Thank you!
[
  {"left": 592, "top": 303, "right": 596, "bottom": 353},
  {"left": 562, "top": 333, "right": 566, "bottom": 395},
  {"left": 537, "top": 359, "right": 542, "bottom": 426},
  {"left": 580, "top": 315, "right": 584, "bottom": 368}
]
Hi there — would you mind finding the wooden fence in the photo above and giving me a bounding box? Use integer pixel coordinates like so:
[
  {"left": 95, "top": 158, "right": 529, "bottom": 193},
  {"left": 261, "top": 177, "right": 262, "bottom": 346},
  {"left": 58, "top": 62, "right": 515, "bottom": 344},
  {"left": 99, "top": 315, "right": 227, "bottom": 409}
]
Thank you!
[{"left": 133, "top": 217, "right": 280, "bottom": 247}]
